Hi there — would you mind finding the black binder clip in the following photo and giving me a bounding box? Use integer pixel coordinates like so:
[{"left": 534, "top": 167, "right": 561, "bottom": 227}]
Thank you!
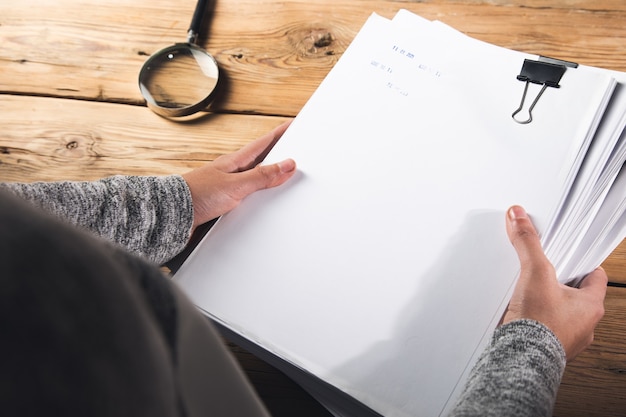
[{"left": 512, "top": 58, "right": 569, "bottom": 124}]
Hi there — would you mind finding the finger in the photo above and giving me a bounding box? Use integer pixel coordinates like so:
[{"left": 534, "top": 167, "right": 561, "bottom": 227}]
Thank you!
[
  {"left": 506, "top": 205, "right": 550, "bottom": 272},
  {"left": 215, "top": 121, "right": 293, "bottom": 173},
  {"left": 239, "top": 121, "right": 291, "bottom": 167},
  {"left": 229, "top": 159, "right": 297, "bottom": 198},
  {"left": 578, "top": 267, "right": 608, "bottom": 301}
]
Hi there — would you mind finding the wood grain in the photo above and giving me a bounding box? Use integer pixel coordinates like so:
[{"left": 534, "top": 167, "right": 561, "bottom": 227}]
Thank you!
[
  {"left": 603, "top": 240, "right": 626, "bottom": 285},
  {"left": 1, "top": 1, "right": 626, "bottom": 416},
  {"left": 554, "top": 286, "right": 626, "bottom": 417},
  {"left": 0, "top": 95, "right": 289, "bottom": 181},
  {"left": 1, "top": 0, "right": 625, "bottom": 116}
]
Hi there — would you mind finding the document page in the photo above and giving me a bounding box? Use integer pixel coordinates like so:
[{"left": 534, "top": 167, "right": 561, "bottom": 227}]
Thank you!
[{"left": 176, "top": 12, "right": 617, "bottom": 417}]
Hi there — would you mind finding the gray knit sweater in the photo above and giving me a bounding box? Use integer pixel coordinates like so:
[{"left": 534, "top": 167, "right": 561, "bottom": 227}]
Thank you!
[
  {"left": 1, "top": 175, "right": 193, "bottom": 264},
  {"left": 450, "top": 319, "right": 565, "bottom": 416},
  {"left": 0, "top": 175, "right": 566, "bottom": 416}
]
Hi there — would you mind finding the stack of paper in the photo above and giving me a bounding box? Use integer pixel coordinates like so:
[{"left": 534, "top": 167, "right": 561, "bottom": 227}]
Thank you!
[{"left": 175, "top": 10, "right": 626, "bottom": 417}]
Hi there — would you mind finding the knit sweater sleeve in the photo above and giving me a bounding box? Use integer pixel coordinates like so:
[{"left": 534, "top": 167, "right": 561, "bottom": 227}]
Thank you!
[
  {"left": 0, "top": 175, "right": 194, "bottom": 265},
  {"left": 448, "top": 319, "right": 566, "bottom": 417}
]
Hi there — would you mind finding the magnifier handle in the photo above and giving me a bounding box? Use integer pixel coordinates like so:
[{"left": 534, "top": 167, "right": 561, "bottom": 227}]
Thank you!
[{"left": 187, "top": 0, "right": 209, "bottom": 44}]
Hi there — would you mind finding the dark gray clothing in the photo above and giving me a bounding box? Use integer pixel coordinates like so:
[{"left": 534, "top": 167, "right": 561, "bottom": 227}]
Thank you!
[
  {"left": 0, "top": 189, "right": 270, "bottom": 417},
  {"left": 0, "top": 176, "right": 566, "bottom": 416}
]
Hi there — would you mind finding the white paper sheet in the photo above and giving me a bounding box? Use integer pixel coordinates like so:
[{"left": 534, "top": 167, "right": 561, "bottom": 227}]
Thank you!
[{"left": 175, "top": 12, "right": 619, "bottom": 417}]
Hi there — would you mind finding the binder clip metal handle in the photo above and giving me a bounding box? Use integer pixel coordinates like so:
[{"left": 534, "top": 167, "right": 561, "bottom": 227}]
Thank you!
[{"left": 512, "top": 59, "right": 567, "bottom": 124}]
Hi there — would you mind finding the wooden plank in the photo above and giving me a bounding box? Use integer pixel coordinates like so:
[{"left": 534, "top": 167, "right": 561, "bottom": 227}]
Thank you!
[
  {"left": 603, "top": 240, "right": 626, "bottom": 285},
  {"left": 2, "top": 0, "right": 625, "bottom": 117},
  {"left": 554, "top": 286, "right": 626, "bottom": 417},
  {"left": 416, "top": 0, "right": 626, "bottom": 10},
  {"left": 0, "top": 95, "right": 289, "bottom": 181}
]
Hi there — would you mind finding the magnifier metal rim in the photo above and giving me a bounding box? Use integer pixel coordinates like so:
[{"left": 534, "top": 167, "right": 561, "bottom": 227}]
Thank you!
[{"left": 138, "top": 43, "right": 220, "bottom": 118}]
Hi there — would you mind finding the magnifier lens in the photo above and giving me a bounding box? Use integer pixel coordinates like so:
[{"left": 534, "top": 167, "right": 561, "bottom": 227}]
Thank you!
[{"left": 139, "top": 44, "right": 219, "bottom": 116}]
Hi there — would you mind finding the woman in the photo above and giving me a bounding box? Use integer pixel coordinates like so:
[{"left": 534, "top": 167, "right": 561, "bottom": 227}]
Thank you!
[{"left": 0, "top": 122, "right": 607, "bottom": 416}]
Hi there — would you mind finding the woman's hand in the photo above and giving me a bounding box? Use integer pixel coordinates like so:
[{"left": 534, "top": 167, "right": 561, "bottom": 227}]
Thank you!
[
  {"left": 502, "top": 205, "right": 608, "bottom": 360},
  {"left": 182, "top": 121, "right": 296, "bottom": 229}
]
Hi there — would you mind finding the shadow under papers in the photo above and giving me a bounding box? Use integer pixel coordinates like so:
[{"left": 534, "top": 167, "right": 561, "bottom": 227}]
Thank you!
[{"left": 325, "top": 209, "right": 519, "bottom": 416}]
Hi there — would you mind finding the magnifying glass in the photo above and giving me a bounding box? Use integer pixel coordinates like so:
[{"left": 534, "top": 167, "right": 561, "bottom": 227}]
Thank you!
[{"left": 138, "top": 0, "right": 219, "bottom": 118}]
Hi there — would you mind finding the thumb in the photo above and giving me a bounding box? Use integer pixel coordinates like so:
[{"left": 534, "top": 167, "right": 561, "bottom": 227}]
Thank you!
[
  {"left": 578, "top": 267, "right": 608, "bottom": 300},
  {"left": 231, "top": 159, "right": 297, "bottom": 197},
  {"left": 506, "top": 205, "right": 551, "bottom": 279},
  {"left": 214, "top": 121, "right": 293, "bottom": 172}
]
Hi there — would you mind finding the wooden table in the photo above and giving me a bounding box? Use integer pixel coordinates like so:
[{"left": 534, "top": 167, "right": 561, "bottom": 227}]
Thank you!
[{"left": 2, "top": 1, "right": 625, "bottom": 416}]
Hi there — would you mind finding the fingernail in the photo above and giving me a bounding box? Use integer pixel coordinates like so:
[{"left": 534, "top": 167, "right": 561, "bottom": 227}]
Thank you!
[
  {"left": 508, "top": 205, "right": 527, "bottom": 221},
  {"left": 278, "top": 159, "right": 296, "bottom": 173}
]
